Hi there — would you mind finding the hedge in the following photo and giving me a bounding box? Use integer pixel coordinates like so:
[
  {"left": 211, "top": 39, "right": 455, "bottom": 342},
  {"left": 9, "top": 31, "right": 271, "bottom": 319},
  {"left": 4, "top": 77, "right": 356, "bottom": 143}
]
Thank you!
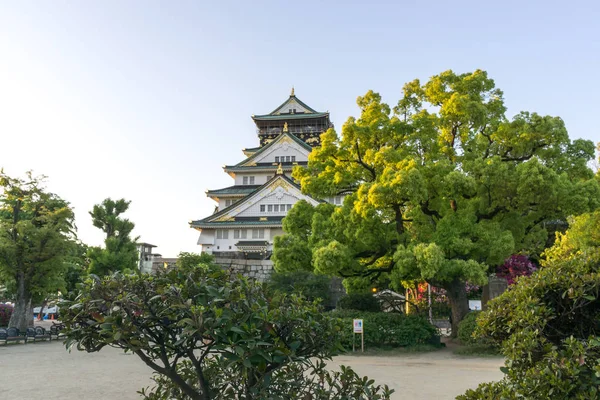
[{"left": 331, "top": 310, "right": 439, "bottom": 349}]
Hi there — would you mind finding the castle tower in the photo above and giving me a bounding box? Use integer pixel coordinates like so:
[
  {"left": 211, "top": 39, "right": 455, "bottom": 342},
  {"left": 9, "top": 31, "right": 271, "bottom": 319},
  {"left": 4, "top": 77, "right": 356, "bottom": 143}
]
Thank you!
[{"left": 190, "top": 90, "right": 336, "bottom": 259}]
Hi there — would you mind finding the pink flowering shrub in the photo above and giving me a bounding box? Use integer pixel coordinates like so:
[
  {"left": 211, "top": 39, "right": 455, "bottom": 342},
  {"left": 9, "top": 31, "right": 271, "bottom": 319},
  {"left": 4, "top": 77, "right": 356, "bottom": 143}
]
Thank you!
[{"left": 496, "top": 255, "right": 537, "bottom": 285}]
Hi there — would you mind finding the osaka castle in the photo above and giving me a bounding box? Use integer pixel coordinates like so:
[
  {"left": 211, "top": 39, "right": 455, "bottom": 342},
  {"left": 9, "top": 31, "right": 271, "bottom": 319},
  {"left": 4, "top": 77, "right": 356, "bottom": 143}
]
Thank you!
[{"left": 190, "top": 90, "right": 337, "bottom": 259}]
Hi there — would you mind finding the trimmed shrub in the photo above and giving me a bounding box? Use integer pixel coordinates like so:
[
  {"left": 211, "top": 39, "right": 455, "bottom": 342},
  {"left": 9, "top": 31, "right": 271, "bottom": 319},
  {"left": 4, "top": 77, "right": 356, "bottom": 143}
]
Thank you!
[
  {"left": 337, "top": 293, "right": 381, "bottom": 312},
  {"left": 457, "top": 311, "right": 481, "bottom": 345},
  {"left": 0, "top": 303, "right": 13, "bottom": 327},
  {"left": 331, "top": 310, "right": 439, "bottom": 349}
]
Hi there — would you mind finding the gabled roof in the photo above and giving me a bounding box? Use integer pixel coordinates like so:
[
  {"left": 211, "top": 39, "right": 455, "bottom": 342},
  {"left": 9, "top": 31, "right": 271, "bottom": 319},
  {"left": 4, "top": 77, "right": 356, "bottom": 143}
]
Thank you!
[
  {"left": 269, "top": 92, "right": 319, "bottom": 114},
  {"left": 232, "top": 132, "right": 312, "bottom": 168},
  {"left": 252, "top": 91, "right": 326, "bottom": 121},
  {"left": 190, "top": 174, "right": 320, "bottom": 229}
]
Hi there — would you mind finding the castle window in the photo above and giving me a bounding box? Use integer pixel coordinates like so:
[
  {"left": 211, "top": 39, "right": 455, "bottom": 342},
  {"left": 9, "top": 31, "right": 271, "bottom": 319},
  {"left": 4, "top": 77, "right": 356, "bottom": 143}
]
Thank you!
[
  {"left": 287, "top": 204, "right": 292, "bottom": 211},
  {"left": 243, "top": 176, "right": 248, "bottom": 185},
  {"left": 267, "top": 205, "right": 273, "bottom": 212},
  {"left": 275, "top": 156, "right": 279, "bottom": 163},
  {"left": 234, "top": 229, "right": 247, "bottom": 239},
  {"left": 249, "top": 176, "right": 255, "bottom": 184},
  {"left": 274, "top": 204, "right": 279, "bottom": 212},
  {"left": 291, "top": 156, "right": 296, "bottom": 162},
  {"left": 252, "top": 229, "right": 265, "bottom": 239},
  {"left": 260, "top": 205, "right": 265, "bottom": 212},
  {"left": 216, "top": 229, "right": 229, "bottom": 239},
  {"left": 285, "top": 156, "right": 291, "bottom": 162}
]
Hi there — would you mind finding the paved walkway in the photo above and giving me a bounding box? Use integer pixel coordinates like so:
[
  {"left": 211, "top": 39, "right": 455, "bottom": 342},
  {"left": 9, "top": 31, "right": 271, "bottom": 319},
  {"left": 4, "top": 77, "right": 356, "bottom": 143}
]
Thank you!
[{"left": 1, "top": 341, "right": 503, "bottom": 399}]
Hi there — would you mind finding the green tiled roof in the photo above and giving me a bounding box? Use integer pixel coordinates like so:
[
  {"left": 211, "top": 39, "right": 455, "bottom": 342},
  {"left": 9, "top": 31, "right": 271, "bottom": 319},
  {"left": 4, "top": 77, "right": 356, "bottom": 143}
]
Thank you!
[
  {"left": 191, "top": 220, "right": 284, "bottom": 228},
  {"left": 224, "top": 163, "right": 306, "bottom": 172},
  {"left": 236, "top": 240, "right": 269, "bottom": 247},
  {"left": 206, "top": 185, "right": 260, "bottom": 197},
  {"left": 191, "top": 216, "right": 284, "bottom": 228},
  {"left": 242, "top": 146, "right": 261, "bottom": 155},
  {"left": 252, "top": 112, "right": 328, "bottom": 121}
]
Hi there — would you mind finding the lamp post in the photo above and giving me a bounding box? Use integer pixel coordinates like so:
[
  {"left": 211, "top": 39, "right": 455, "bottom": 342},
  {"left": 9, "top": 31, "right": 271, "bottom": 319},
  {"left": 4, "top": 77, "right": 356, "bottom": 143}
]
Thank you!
[{"left": 428, "top": 283, "right": 433, "bottom": 324}]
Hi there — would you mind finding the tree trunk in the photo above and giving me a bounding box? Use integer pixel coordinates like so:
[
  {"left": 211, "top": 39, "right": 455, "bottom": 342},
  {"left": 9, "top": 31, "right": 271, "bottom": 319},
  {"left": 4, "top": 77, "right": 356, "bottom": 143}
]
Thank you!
[
  {"left": 445, "top": 279, "right": 470, "bottom": 338},
  {"left": 9, "top": 273, "right": 32, "bottom": 332},
  {"left": 37, "top": 299, "right": 48, "bottom": 321}
]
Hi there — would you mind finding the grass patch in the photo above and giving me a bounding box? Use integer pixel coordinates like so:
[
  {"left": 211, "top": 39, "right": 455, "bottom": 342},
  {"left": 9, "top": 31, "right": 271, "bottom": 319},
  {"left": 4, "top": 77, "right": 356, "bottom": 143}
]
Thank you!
[{"left": 452, "top": 344, "right": 502, "bottom": 357}]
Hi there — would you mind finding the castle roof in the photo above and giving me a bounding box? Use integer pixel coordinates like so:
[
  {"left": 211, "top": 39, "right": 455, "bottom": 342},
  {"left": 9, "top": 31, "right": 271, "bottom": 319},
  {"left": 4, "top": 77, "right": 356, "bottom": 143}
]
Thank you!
[
  {"left": 206, "top": 185, "right": 260, "bottom": 198},
  {"left": 252, "top": 91, "right": 328, "bottom": 122},
  {"left": 191, "top": 174, "right": 320, "bottom": 230}
]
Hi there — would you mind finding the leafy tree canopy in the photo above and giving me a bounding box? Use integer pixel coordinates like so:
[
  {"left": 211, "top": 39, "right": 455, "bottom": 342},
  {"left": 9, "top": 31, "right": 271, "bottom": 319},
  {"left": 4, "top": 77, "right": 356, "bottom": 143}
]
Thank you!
[
  {"left": 274, "top": 70, "right": 600, "bottom": 333},
  {"left": 87, "top": 198, "right": 139, "bottom": 276},
  {"left": 0, "top": 170, "right": 75, "bottom": 330}
]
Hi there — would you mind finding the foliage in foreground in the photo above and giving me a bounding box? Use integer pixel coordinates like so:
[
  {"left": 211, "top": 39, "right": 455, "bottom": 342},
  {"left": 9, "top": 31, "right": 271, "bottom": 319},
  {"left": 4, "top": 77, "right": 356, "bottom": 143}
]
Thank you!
[
  {"left": 332, "top": 310, "right": 438, "bottom": 349},
  {"left": 61, "top": 262, "right": 393, "bottom": 400},
  {"left": 458, "top": 211, "right": 600, "bottom": 400}
]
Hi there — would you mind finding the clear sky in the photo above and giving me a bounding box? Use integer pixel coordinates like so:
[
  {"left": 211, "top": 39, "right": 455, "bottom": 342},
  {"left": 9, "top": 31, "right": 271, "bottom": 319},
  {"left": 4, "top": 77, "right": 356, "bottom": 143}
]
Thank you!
[{"left": 1, "top": 1, "right": 598, "bottom": 257}]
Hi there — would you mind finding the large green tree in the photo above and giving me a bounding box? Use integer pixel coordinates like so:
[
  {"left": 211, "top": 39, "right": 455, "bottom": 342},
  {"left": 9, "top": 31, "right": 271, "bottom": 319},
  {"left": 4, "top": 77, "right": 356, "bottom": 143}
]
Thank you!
[
  {"left": 274, "top": 70, "right": 600, "bottom": 335},
  {"left": 87, "top": 198, "right": 138, "bottom": 276},
  {"left": 0, "top": 171, "right": 75, "bottom": 331}
]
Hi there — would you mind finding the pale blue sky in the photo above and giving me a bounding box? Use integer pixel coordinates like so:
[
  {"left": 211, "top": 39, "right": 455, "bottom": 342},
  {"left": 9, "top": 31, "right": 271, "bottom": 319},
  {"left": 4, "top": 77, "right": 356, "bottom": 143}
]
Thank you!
[{"left": 1, "top": 1, "right": 598, "bottom": 257}]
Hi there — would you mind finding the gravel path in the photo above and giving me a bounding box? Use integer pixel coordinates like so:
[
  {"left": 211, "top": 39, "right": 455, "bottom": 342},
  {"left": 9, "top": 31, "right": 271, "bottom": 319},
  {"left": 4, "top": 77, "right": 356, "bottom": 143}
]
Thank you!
[{"left": 1, "top": 341, "right": 503, "bottom": 399}]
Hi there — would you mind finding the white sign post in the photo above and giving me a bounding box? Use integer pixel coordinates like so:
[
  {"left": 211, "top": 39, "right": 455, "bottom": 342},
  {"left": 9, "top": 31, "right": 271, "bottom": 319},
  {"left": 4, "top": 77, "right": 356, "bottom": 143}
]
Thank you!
[{"left": 353, "top": 319, "right": 364, "bottom": 352}]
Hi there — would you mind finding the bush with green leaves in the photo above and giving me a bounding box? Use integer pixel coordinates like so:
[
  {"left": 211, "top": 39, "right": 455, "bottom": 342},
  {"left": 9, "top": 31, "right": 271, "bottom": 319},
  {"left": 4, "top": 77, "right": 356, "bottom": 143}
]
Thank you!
[
  {"left": 267, "top": 270, "right": 331, "bottom": 306},
  {"left": 332, "top": 310, "right": 438, "bottom": 349},
  {"left": 61, "top": 262, "right": 393, "bottom": 400},
  {"left": 337, "top": 293, "right": 381, "bottom": 312},
  {"left": 457, "top": 311, "right": 481, "bottom": 345},
  {"left": 458, "top": 211, "right": 600, "bottom": 400}
]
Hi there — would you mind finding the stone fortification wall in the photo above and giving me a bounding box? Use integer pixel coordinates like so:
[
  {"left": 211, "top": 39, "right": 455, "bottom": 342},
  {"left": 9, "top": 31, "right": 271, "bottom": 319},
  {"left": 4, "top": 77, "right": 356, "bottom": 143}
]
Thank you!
[
  {"left": 214, "top": 257, "right": 274, "bottom": 282},
  {"left": 213, "top": 256, "right": 346, "bottom": 309}
]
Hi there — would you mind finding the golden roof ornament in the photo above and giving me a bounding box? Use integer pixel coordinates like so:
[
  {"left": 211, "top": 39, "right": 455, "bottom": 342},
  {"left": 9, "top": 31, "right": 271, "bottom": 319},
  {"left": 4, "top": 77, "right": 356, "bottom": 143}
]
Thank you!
[
  {"left": 291, "top": 86, "right": 295, "bottom": 96},
  {"left": 276, "top": 163, "right": 283, "bottom": 175},
  {"left": 283, "top": 122, "right": 288, "bottom": 133}
]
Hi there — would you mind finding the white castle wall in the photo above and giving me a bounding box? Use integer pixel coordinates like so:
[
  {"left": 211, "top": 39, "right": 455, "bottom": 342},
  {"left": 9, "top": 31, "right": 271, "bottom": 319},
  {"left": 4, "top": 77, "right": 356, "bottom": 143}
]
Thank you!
[{"left": 233, "top": 172, "right": 273, "bottom": 186}]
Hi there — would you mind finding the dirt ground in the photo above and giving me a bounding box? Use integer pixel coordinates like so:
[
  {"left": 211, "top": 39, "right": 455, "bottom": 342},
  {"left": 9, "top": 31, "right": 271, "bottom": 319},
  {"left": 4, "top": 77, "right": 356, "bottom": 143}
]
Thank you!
[{"left": 1, "top": 340, "right": 503, "bottom": 399}]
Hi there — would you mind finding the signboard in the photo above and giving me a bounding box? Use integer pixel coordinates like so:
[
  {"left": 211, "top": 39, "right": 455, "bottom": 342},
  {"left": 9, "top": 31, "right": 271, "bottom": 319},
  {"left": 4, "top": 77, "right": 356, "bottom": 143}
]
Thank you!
[
  {"left": 468, "top": 300, "right": 482, "bottom": 311},
  {"left": 353, "top": 319, "right": 363, "bottom": 333}
]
